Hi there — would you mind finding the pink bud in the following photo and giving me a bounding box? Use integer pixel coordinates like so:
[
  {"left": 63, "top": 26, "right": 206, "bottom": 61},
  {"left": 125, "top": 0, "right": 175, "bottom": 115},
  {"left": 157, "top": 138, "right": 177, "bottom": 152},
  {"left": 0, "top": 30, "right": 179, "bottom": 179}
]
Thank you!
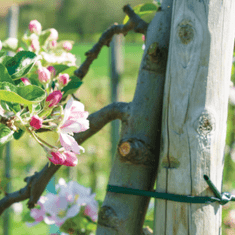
[
  {"left": 63, "top": 41, "right": 72, "bottom": 51},
  {"left": 17, "top": 47, "right": 24, "bottom": 52},
  {"left": 58, "top": 73, "right": 70, "bottom": 85},
  {"left": 142, "top": 35, "right": 145, "bottom": 41},
  {"left": 31, "top": 38, "right": 40, "bottom": 52},
  {"left": 21, "top": 77, "right": 30, "bottom": 85},
  {"left": 30, "top": 115, "right": 43, "bottom": 130},
  {"left": 37, "top": 67, "right": 51, "bottom": 83},
  {"left": 49, "top": 151, "right": 66, "bottom": 165},
  {"left": 0, "top": 41, "right": 2, "bottom": 51},
  {"left": 50, "top": 40, "right": 57, "bottom": 48},
  {"left": 46, "top": 90, "right": 63, "bottom": 107},
  {"left": 49, "top": 28, "right": 58, "bottom": 40},
  {"left": 47, "top": 66, "right": 56, "bottom": 77},
  {"left": 29, "top": 20, "right": 42, "bottom": 34},
  {"left": 63, "top": 151, "right": 78, "bottom": 166}
]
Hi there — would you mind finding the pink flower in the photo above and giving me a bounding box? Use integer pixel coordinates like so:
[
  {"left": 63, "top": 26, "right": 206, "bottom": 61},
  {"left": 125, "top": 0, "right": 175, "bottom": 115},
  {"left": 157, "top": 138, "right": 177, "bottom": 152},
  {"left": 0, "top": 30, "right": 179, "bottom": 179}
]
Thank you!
[
  {"left": 142, "top": 35, "right": 145, "bottom": 41},
  {"left": 58, "top": 73, "right": 70, "bottom": 85},
  {"left": 46, "top": 90, "right": 63, "bottom": 107},
  {"left": 30, "top": 115, "right": 43, "bottom": 130},
  {"left": 21, "top": 77, "right": 30, "bottom": 85},
  {"left": 84, "top": 202, "right": 98, "bottom": 222},
  {"left": 47, "top": 66, "right": 56, "bottom": 77},
  {"left": 29, "top": 20, "right": 42, "bottom": 34},
  {"left": 49, "top": 28, "right": 58, "bottom": 40},
  {"left": 31, "top": 38, "right": 40, "bottom": 52},
  {"left": 63, "top": 41, "right": 72, "bottom": 51},
  {"left": 38, "top": 67, "right": 51, "bottom": 83},
  {"left": 63, "top": 151, "right": 78, "bottom": 166},
  {"left": 59, "top": 98, "right": 89, "bottom": 154},
  {"left": 50, "top": 40, "right": 57, "bottom": 48},
  {"left": 49, "top": 151, "right": 66, "bottom": 165}
]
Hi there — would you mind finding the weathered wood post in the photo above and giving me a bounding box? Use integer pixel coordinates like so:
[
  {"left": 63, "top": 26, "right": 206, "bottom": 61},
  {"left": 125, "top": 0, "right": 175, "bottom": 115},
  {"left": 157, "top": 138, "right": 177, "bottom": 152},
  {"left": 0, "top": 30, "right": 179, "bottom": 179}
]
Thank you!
[{"left": 155, "top": 0, "right": 235, "bottom": 234}]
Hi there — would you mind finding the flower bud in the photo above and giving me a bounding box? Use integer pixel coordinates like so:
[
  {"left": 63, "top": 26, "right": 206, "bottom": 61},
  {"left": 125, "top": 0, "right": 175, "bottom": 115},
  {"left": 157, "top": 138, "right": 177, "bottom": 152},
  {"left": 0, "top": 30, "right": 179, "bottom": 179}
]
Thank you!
[
  {"left": 31, "top": 38, "right": 40, "bottom": 52},
  {"left": 63, "top": 41, "right": 72, "bottom": 51},
  {"left": 37, "top": 67, "right": 51, "bottom": 83},
  {"left": 21, "top": 77, "right": 30, "bottom": 85},
  {"left": 49, "top": 28, "right": 58, "bottom": 40},
  {"left": 50, "top": 40, "right": 57, "bottom": 48},
  {"left": 49, "top": 151, "right": 66, "bottom": 165},
  {"left": 46, "top": 90, "right": 63, "bottom": 108},
  {"left": 142, "top": 35, "right": 145, "bottom": 41},
  {"left": 63, "top": 151, "right": 78, "bottom": 166},
  {"left": 47, "top": 66, "right": 56, "bottom": 77},
  {"left": 30, "top": 115, "right": 43, "bottom": 130},
  {"left": 58, "top": 73, "right": 70, "bottom": 85},
  {"left": 29, "top": 20, "right": 42, "bottom": 34}
]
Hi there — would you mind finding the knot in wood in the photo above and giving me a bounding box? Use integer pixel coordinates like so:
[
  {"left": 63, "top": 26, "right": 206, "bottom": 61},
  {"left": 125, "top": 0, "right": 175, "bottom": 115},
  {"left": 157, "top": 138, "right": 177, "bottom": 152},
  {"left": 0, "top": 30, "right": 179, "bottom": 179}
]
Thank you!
[
  {"left": 177, "top": 20, "right": 194, "bottom": 45},
  {"left": 118, "top": 138, "right": 156, "bottom": 167},
  {"left": 195, "top": 111, "right": 215, "bottom": 137},
  {"left": 98, "top": 206, "right": 119, "bottom": 230}
]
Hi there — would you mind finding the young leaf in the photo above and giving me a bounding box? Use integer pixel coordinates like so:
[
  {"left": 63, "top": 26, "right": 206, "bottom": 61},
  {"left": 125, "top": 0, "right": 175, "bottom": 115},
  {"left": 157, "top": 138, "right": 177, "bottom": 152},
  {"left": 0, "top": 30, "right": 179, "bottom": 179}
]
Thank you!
[
  {"left": 123, "top": 3, "right": 160, "bottom": 24},
  {"left": 61, "top": 76, "right": 83, "bottom": 98},
  {"left": 39, "top": 30, "right": 51, "bottom": 46},
  {"left": 13, "top": 129, "right": 24, "bottom": 140},
  {"left": 0, "top": 101, "right": 21, "bottom": 113},
  {"left": 52, "top": 64, "right": 69, "bottom": 76},
  {"left": 0, "top": 124, "right": 14, "bottom": 146},
  {"left": 5, "top": 51, "right": 38, "bottom": 80},
  {"left": 59, "top": 66, "right": 77, "bottom": 77},
  {"left": 0, "top": 64, "right": 14, "bottom": 84},
  {"left": 0, "top": 52, "right": 11, "bottom": 66},
  {"left": 0, "top": 82, "right": 46, "bottom": 105}
]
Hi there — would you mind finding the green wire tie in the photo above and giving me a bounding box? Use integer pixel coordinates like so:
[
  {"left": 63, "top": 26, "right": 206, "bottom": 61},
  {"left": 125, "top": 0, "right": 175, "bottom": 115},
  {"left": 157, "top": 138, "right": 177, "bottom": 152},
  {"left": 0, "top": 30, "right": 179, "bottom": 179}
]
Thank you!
[{"left": 107, "top": 175, "right": 235, "bottom": 205}]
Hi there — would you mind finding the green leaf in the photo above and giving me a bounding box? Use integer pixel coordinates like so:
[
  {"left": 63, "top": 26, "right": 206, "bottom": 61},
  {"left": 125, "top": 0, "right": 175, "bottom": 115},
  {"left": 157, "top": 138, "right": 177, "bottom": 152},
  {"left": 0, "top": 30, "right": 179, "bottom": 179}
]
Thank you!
[
  {"left": 123, "top": 3, "right": 159, "bottom": 24},
  {"left": 13, "top": 129, "right": 24, "bottom": 140},
  {"left": 0, "top": 64, "right": 14, "bottom": 84},
  {"left": 5, "top": 51, "right": 38, "bottom": 80},
  {"left": 52, "top": 64, "right": 69, "bottom": 76},
  {"left": 28, "top": 103, "right": 41, "bottom": 115},
  {"left": 61, "top": 76, "right": 83, "bottom": 98},
  {"left": 0, "top": 101, "right": 21, "bottom": 113},
  {"left": 0, "top": 124, "right": 14, "bottom": 146},
  {"left": 39, "top": 30, "right": 51, "bottom": 46},
  {"left": 59, "top": 66, "right": 77, "bottom": 77},
  {"left": 0, "top": 82, "right": 46, "bottom": 105}
]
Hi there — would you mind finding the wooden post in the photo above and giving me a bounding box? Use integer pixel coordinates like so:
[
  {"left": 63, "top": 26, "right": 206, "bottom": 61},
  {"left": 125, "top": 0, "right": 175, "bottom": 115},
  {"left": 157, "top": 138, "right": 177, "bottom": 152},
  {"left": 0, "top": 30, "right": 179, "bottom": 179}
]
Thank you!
[
  {"left": 110, "top": 34, "right": 124, "bottom": 162},
  {"left": 3, "top": 5, "right": 19, "bottom": 235},
  {"left": 155, "top": 0, "right": 235, "bottom": 234}
]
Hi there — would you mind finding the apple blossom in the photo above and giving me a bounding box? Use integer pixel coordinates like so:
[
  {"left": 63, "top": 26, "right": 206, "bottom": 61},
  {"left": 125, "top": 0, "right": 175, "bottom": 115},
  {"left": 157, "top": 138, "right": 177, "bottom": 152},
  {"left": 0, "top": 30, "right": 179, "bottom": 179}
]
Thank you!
[
  {"left": 58, "top": 73, "right": 70, "bottom": 85},
  {"left": 38, "top": 67, "right": 51, "bottom": 83},
  {"left": 50, "top": 40, "right": 57, "bottom": 48},
  {"left": 29, "top": 20, "right": 42, "bottom": 34},
  {"left": 63, "top": 151, "right": 78, "bottom": 166},
  {"left": 17, "top": 47, "right": 24, "bottom": 52},
  {"left": 59, "top": 98, "right": 89, "bottom": 154},
  {"left": 49, "top": 28, "right": 59, "bottom": 40},
  {"left": 63, "top": 41, "right": 72, "bottom": 51},
  {"left": 20, "top": 77, "right": 30, "bottom": 85},
  {"left": 46, "top": 90, "right": 63, "bottom": 108},
  {"left": 30, "top": 115, "right": 43, "bottom": 130}
]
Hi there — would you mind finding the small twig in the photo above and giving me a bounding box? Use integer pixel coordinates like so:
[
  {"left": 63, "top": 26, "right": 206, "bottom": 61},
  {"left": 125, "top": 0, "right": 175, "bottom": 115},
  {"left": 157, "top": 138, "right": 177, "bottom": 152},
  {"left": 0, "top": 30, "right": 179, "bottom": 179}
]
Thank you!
[
  {"left": 75, "top": 102, "right": 130, "bottom": 144},
  {"left": 74, "top": 4, "right": 148, "bottom": 80}
]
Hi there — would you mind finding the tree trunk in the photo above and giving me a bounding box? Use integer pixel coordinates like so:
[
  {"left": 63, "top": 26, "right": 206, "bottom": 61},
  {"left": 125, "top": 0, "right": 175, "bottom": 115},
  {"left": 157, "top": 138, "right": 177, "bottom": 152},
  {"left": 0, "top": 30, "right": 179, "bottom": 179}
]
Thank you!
[
  {"left": 155, "top": 1, "right": 235, "bottom": 235},
  {"left": 96, "top": 0, "right": 173, "bottom": 234}
]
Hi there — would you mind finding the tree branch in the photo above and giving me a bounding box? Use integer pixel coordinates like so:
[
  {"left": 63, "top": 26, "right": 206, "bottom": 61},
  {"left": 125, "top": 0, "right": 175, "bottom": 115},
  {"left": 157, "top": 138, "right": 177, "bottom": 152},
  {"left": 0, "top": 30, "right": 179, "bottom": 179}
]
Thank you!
[
  {"left": 74, "top": 4, "right": 148, "bottom": 80},
  {"left": 75, "top": 102, "right": 130, "bottom": 143},
  {"left": 0, "top": 102, "right": 130, "bottom": 215}
]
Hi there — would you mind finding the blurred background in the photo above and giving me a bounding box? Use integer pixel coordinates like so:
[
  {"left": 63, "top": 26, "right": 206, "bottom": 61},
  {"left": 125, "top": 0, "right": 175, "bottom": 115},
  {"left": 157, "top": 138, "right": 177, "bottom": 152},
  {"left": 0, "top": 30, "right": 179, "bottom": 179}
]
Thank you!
[{"left": 0, "top": 0, "right": 235, "bottom": 234}]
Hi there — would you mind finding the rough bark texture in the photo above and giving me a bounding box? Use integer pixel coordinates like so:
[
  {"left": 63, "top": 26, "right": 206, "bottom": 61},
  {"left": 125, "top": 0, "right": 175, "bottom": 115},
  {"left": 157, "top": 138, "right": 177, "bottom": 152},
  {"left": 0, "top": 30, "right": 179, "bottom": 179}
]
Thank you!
[
  {"left": 96, "top": 0, "right": 173, "bottom": 234},
  {"left": 155, "top": 0, "right": 235, "bottom": 234}
]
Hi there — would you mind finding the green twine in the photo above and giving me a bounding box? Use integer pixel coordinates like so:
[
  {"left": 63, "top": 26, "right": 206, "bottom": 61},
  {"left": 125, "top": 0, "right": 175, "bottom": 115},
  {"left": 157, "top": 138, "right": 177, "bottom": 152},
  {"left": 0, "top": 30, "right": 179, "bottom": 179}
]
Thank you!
[{"left": 107, "top": 175, "right": 235, "bottom": 205}]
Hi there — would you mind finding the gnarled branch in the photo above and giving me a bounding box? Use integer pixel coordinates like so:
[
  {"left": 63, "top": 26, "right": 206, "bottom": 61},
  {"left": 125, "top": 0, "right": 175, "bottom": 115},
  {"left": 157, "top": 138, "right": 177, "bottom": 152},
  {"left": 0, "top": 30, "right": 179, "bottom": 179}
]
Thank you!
[{"left": 74, "top": 4, "right": 148, "bottom": 79}]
